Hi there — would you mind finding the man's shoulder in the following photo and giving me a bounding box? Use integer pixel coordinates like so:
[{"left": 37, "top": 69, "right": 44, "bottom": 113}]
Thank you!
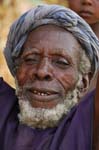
[
  {"left": 0, "top": 77, "right": 18, "bottom": 108},
  {"left": 74, "top": 90, "right": 95, "bottom": 123},
  {"left": 0, "top": 77, "right": 18, "bottom": 134},
  {"left": 0, "top": 77, "right": 15, "bottom": 93},
  {"left": 80, "top": 90, "right": 95, "bottom": 107},
  {"left": 0, "top": 77, "right": 18, "bottom": 119}
]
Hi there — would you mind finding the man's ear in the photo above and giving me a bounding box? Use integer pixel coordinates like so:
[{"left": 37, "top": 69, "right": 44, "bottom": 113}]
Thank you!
[{"left": 80, "top": 72, "right": 93, "bottom": 96}]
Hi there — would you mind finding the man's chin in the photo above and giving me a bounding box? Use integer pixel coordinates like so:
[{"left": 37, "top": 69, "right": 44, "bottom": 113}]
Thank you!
[{"left": 18, "top": 89, "right": 79, "bottom": 129}]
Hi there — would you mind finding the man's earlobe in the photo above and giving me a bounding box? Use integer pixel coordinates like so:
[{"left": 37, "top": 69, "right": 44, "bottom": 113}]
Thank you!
[
  {"left": 76, "top": 74, "right": 90, "bottom": 99},
  {"left": 81, "top": 72, "right": 93, "bottom": 95},
  {"left": 88, "top": 71, "right": 93, "bottom": 82},
  {"left": 78, "top": 73, "right": 91, "bottom": 98}
]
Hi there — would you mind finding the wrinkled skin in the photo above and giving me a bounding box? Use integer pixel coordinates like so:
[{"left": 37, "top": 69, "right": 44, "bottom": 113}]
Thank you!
[{"left": 16, "top": 25, "right": 89, "bottom": 109}]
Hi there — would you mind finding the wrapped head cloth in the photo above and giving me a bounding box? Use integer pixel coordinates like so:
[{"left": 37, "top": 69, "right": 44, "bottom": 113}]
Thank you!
[{"left": 4, "top": 4, "right": 99, "bottom": 77}]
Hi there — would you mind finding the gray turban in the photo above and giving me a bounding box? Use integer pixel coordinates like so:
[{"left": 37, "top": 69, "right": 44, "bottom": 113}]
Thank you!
[{"left": 4, "top": 4, "right": 99, "bottom": 76}]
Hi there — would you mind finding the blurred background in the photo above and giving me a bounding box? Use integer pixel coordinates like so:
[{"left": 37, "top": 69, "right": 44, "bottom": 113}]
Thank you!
[{"left": 0, "top": 0, "right": 68, "bottom": 87}]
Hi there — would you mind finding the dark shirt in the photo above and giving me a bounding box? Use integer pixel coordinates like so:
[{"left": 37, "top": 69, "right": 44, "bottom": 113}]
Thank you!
[{"left": 0, "top": 77, "right": 94, "bottom": 150}]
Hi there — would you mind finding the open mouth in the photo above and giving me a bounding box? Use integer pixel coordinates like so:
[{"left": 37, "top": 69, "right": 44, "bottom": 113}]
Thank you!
[
  {"left": 28, "top": 88, "right": 59, "bottom": 102},
  {"left": 32, "top": 90, "right": 52, "bottom": 96}
]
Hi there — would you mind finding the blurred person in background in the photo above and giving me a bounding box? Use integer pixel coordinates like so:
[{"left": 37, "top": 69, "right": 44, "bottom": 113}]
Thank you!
[
  {"left": 67, "top": 2, "right": 99, "bottom": 148},
  {"left": 68, "top": 0, "right": 99, "bottom": 39},
  {"left": 1, "top": 4, "right": 99, "bottom": 150},
  {"left": 68, "top": 0, "right": 99, "bottom": 92}
]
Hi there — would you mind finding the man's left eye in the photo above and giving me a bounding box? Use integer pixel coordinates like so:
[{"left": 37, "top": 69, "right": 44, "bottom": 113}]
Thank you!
[{"left": 53, "top": 58, "right": 69, "bottom": 68}]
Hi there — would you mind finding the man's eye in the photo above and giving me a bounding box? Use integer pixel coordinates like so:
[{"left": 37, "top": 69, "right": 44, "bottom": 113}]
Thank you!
[
  {"left": 24, "top": 56, "right": 40, "bottom": 65},
  {"left": 53, "top": 58, "right": 69, "bottom": 68}
]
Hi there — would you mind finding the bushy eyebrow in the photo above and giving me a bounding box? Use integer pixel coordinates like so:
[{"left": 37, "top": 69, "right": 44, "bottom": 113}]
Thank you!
[
  {"left": 21, "top": 48, "right": 40, "bottom": 58},
  {"left": 21, "top": 47, "right": 74, "bottom": 62}
]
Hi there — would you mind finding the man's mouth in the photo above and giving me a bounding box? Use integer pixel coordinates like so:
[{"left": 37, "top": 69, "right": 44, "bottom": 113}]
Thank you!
[
  {"left": 28, "top": 88, "right": 59, "bottom": 102},
  {"left": 79, "top": 11, "right": 93, "bottom": 18},
  {"left": 32, "top": 90, "right": 52, "bottom": 96}
]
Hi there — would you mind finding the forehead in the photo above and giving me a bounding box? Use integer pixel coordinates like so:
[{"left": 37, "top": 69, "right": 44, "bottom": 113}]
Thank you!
[{"left": 22, "top": 25, "right": 81, "bottom": 57}]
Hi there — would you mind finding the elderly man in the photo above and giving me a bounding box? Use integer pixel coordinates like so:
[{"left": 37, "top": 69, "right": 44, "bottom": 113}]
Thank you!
[{"left": 2, "top": 4, "right": 99, "bottom": 150}]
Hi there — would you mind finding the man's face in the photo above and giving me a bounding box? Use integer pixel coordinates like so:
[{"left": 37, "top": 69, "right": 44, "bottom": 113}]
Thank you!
[
  {"left": 15, "top": 25, "right": 83, "bottom": 128},
  {"left": 68, "top": 0, "right": 99, "bottom": 25}
]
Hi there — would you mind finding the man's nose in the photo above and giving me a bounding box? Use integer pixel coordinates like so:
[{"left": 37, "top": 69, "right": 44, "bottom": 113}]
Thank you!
[
  {"left": 35, "top": 58, "right": 53, "bottom": 81},
  {"left": 82, "top": 0, "right": 93, "bottom": 5}
]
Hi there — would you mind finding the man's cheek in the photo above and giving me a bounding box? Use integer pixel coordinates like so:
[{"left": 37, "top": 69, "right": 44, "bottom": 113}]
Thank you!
[
  {"left": 57, "top": 73, "right": 78, "bottom": 92},
  {"left": 63, "top": 77, "right": 76, "bottom": 91},
  {"left": 16, "top": 69, "right": 29, "bottom": 86}
]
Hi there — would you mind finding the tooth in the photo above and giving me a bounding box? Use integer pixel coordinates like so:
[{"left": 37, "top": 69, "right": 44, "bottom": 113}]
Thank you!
[
  {"left": 34, "top": 90, "right": 37, "bottom": 94},
  {"left": 41, "top": 93, "right": 44, "bottom": 96},
  {"left": 47, "top": 92, "right": 50, "bottom": 95},
  {"left": 33, "top": 90, "right": 51, "bottom": 96},
  {"left": 38, "top": 92, "right": 40, "bottom": 95}
]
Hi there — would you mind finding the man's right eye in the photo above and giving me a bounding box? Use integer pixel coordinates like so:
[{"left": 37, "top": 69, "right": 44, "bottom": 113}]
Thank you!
[{"left": 23, "top": 55, "right": 40, "bottom": 65}]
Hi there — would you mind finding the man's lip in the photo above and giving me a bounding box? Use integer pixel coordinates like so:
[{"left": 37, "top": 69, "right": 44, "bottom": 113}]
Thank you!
[
  {"left": 28, "top": 88, "right": 59, "bottom": 102},
  {"left": 79, "top": 11, "right": 93, "bottom": 18},
  {"left": 29, "top": 87, "right": 58, "bottom": 94}
]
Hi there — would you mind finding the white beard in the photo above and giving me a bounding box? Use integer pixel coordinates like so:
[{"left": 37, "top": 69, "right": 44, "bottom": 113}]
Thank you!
[{"left": 16, "top": 75, "right": 83, "bottom": 129}]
